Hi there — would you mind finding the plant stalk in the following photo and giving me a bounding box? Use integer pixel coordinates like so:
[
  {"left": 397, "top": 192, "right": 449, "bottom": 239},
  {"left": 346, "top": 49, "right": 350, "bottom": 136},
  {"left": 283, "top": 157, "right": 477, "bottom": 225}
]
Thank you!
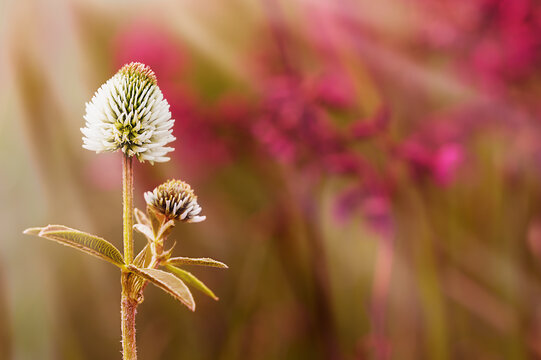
[
  {"left": 123, "top": 155, "right": 134, "bottom": 263},
  {"left": 121, "top": 278, "right": 138, "bottom": 360},
  {"left": 121, "top": 155, "right": 137, "bottom": 360}
]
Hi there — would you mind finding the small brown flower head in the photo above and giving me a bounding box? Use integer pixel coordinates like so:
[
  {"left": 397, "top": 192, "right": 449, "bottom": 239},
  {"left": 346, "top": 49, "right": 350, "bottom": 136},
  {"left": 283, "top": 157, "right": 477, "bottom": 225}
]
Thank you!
[{"left": 144, "top": 180, "right": 206, "bottom": 223}]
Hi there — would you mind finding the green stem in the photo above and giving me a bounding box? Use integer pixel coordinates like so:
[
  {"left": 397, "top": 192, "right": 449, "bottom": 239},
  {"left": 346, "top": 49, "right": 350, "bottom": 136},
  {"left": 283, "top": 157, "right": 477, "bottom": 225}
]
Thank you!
[
  {"left": 123, "top": 155, "right": 134, "bottom": 263},
  {"left": 121, "top": 155, "right": 137, "bottom": 360}
]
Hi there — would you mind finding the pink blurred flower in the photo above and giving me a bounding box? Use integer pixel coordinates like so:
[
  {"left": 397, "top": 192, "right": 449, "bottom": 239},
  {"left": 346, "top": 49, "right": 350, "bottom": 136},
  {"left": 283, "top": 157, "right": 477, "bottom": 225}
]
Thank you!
[
  {"left": 322, "top": 152, "right": 365, "bottom": 176},
  {"left": 398, "top": 139, "right": 464, "bottom": 187},
  {"left": 432, "top": 143, "right": 464, "bottom": 186},
  {"left": 113, "top": 22, "right": 187, "bottom": 85},
  {"left": 311, "top": 72, "right": 356, "bottom": 110},
  {"left": 464, "top": 0, "right": 540, "bottom": 89},
  {"left": 414, "top": 0, "right": 541, "bottom": 96},
  {"left": 349, "top": 107, "right": 390, "bottom": 140},
  {"left": 334, "top": 185, "right": 393, "bottom": 235},
  {"left": 253, "top": 75, "right": 348, "bottom": 168}
]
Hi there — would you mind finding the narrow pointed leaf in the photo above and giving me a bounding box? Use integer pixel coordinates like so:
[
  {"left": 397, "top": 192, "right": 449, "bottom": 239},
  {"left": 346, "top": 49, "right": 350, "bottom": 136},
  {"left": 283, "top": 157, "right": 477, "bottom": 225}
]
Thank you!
[
  {"left": 128, "top": 245, "right": 152, "bottom": 295},
  {"left": 162, "top": 241, "right": 177, "bottom": 261},
  {"left": 167, "top": 257, "right": 228, "bottom": 269},
  {"left": 133, "top": 244, "right": 151, "bottom": 268},
  {"left": 134, "top": 224, "right": 154, "bottom": 242},
  {"left": 166, "top": 265, "right": 219, "bottom": 300},
  {"left": 128, "top": 265, "right": 195, "bottom": 311},
  {"left": 157, "top": 220, "right": 175, "bottom": 240},
  {"left": 147, "top": 206, "right": 164, "bottom": 238},
  {"left": 134, "top": 208, "right": 151, "bottom": 228},
  {"left": 24, "top": 225, "right": 125, "bottom": 268},
  {"left": 23, "top": 227, "right": 42, "bottom": 235}
]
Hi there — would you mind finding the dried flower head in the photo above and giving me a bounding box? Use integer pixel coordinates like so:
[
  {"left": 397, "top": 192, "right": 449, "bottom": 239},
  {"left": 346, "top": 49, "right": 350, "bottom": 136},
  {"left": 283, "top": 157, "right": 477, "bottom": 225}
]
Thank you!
[
  {"left": 81, "top": 62, "right": 175, "bottom": 163},
  {"left": 144, "top": 179, "right": 206, "bottom": 223}
]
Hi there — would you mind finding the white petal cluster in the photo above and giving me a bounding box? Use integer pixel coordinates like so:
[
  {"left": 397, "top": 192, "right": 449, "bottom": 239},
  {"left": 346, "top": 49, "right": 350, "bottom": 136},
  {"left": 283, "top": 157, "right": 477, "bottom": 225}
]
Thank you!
[
  {"left": 81, "top": 62, "right": 175, "bottom": 164},
  {"left": 144, "top": 179, "right": 206, "bottom": 223}
]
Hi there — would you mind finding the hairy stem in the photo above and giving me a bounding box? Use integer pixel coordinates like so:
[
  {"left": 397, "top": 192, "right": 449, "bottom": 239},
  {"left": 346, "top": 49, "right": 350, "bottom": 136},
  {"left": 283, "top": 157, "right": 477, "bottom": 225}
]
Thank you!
[
  {"left": 123, "top": 155, "right": 134, "bottom": 263},
  {"left": 121, "top": 274, "right": 138, "bottom": 360},
  {"left": 121, "top": 155, "right": 137, "bottom": 360}
]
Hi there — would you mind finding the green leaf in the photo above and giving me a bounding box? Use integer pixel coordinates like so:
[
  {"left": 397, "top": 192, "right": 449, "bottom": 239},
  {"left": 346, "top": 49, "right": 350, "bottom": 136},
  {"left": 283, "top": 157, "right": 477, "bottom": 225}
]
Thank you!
[
  {"left": 166, "top": 265, "right": 219, "bottom": 300},
  {"left": 167, "top": 257, "right": 228, "bottom": 269},
  {"left": 128, "top": 265, "right": 195, "bottom": 311},
  {"left": 23, "top": 225, "right": 125, "bottom": 268}
]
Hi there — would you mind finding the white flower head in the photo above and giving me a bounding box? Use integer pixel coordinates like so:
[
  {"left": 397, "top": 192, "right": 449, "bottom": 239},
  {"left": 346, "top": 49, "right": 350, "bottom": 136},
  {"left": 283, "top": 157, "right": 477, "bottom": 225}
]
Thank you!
[
  {"left": 144, "top": 179, "right": 206, "bottom": 223},
  {"left": 81, "top": 62, "right": 175, "bottom": 164}
]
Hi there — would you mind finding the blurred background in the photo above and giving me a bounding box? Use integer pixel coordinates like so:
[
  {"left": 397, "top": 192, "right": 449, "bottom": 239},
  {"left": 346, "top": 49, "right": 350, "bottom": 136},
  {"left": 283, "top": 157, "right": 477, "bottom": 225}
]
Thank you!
[{"left": 1, "top": 0, "right": 541, "bottom": 359}]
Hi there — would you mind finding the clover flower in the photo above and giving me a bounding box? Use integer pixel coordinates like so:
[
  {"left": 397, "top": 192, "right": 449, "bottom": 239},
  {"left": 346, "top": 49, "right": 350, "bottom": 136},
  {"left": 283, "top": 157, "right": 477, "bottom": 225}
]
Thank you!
[
  {"left": 81, "top": 62, "right": 175, "bottom": 163},
  {"left": 144, "top": 179, "right": 206, "bottom": 223}
]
